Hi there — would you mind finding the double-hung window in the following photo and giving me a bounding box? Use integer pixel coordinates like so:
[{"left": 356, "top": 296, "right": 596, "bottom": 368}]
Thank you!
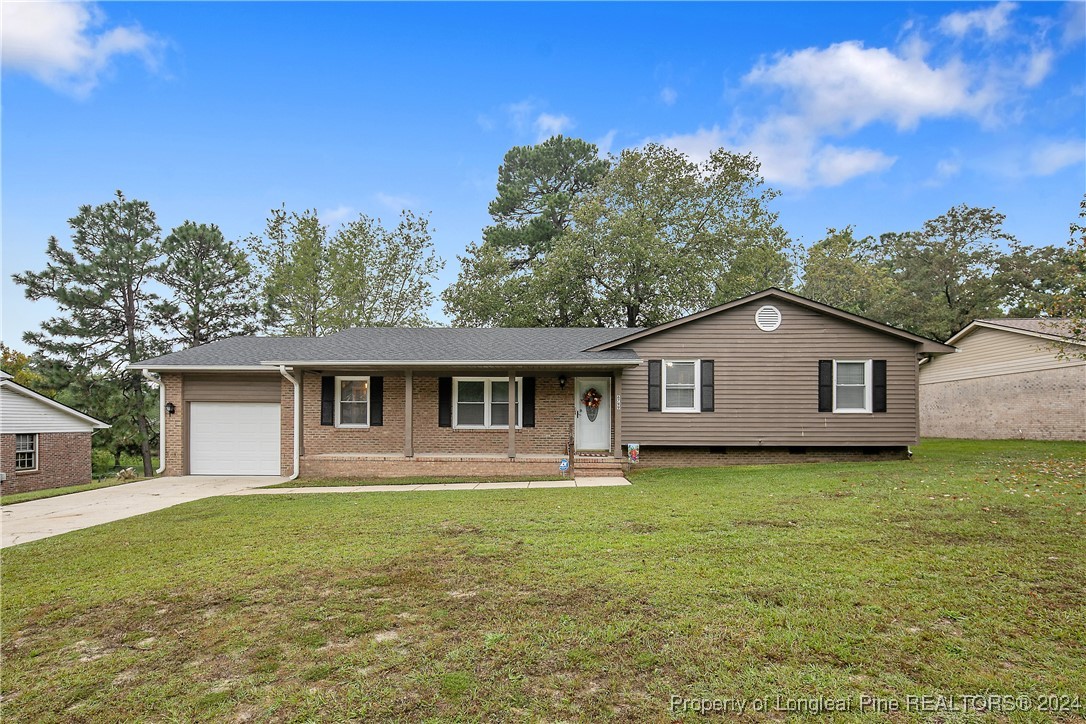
[
  {"left": 663, "top": 360, "right": 699, "bottom": 412},
  {"left": 454, "top": 378, "right": 521, "bottom": 428},
  {"left": 833, "top": 360, "right": 871, "bottom": 413},
  {"left": 335, "top": 376, "right": 370, "bottom": 427},
  {"left": 15, "top": 433, "right": 37, "bottom": 471}
]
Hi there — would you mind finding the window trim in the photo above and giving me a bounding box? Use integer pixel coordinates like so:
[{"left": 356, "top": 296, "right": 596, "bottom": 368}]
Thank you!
[
  {"left": 453, "top": 376, "right": 523, "bottom": 429},
  {"left": 832, "top": 360, "right": 872, "bottom": 414},
  {"left": 662, "top": 359, "right": 701, "bottom": 413},
  {"left": 15, "top": 433, "right": 38, "bottom": 472},
  {"left": 334, "top": 375, "right": 371, "bottom": 428}
]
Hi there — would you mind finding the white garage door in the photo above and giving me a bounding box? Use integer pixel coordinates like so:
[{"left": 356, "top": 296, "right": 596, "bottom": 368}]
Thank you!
[{"left": 189, "top": 402, "right": 281, "bottom": 475}]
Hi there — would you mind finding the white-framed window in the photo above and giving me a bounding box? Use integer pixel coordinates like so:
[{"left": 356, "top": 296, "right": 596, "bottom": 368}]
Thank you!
[
  {"left": 833, "top": 360, "right": 872, "bottom": 413},
  {"left": 663, "top": 360, "right": 700, "bottom": 413},
  {"left": 335, "top": 376, "right": 370, "bottom": 427},
  {"left": 15, "top": 433, "right": 37, "bottom": 471},
  {"left": 453, "top": 377, "right": 522, "bottom": 428}
]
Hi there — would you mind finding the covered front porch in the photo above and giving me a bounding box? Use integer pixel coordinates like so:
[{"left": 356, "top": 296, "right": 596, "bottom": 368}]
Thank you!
[{"left": 279, "top": 364, "right": 637, "bottom": 479}]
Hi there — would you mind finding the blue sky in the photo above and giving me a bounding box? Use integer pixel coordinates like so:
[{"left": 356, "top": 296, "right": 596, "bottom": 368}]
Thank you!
[{"left": 2, "top": 1, "right": 1084, "bottom": 351}]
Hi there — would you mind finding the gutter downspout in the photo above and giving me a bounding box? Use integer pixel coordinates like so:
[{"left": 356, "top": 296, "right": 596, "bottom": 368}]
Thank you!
[
  {"left": 279, "top": 365, "right": 301, "bottom": 481},
  {"left": 142, "top": 369, "right": 167, "bottom": 475}
]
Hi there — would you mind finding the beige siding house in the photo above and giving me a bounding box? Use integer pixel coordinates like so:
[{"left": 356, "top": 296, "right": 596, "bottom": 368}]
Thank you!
[
  {"left": 131, "top": 289, "right": 954, "bottom": 479},
  {"left": 920, "top": 319, "right": 1086, "bottom": 441}
]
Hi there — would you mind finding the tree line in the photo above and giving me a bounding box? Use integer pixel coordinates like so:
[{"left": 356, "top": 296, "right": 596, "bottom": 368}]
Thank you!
[{"left": 7, "top": 139, "right": 1085, "bottom": 474}]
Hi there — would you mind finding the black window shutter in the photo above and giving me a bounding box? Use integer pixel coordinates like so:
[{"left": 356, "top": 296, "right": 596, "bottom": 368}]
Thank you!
[
  {"left": 700, "top": 360, "right": 715, "bottom": 412},
  {"left": 321, "top": 376, "right": 335, "bottom": 426},
  {"left": 647, "top": 360, "right": 662, "bottom": 412},
  {"left": 818, "top": 360, "right": 833, "bottom": 413},
  {"left": 872, "top": 360, "right": 887, "bottom": 413},
  {"left": 522, "top": 377, "right": 536, "bottom": 427},
  {"left": 438, "top": 377, "right": 453, "bottom": 427},
  {"left": 370, "top": 376, "right": 384, "bottom": 426}
]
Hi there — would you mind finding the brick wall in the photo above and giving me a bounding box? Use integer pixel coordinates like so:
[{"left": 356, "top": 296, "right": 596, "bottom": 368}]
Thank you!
[
  {"left": 300, "top": 372, "right": 405, "bottom": 456},
  {"left": 281, "top": 376, "right": 295, "bottom": 476},
  {"left": 630, "top": 445, "right": 909, "bottom": 468},
  {"left": 920, "top": 366, "right": 1086, "bottom": 441},
  {"left": 300, "top": 455, "right": 567, "bottom": 479},
  {"left": 410, "top": 375, "right": 573, "bottom": 456},
  {"left": 0, "top": 432, "right": 94, "bottom": 494},
  {"left": 161, "top": 373, "right": 185, "bottom": 476}
]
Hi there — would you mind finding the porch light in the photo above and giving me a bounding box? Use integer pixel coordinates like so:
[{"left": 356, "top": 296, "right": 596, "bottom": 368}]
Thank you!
[
  {"left": 165, "top": 402, "right": 176, "bottom": 415},
  {"left": 557, "top": 374, "right": 567, "bottom": 389}
]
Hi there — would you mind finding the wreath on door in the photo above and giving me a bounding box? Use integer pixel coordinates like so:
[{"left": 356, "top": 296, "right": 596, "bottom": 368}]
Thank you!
[{"left": 581, "top": 387, "right": 602, "bottom": 422}]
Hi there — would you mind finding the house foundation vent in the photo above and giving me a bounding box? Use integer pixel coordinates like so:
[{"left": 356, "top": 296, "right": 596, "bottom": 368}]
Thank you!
[{"left": 755, "top": 305, "right": 782, "bottom": 331}]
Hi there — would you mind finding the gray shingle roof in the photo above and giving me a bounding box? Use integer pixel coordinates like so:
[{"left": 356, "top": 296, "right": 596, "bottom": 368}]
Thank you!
[{"left": 132, "top": 327, "right": 642, "bottom": 368}]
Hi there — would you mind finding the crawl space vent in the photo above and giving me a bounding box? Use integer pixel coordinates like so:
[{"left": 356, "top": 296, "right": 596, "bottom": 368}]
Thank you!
[{"left": 755, "top": 305, "right": 782, "bottom": 331}]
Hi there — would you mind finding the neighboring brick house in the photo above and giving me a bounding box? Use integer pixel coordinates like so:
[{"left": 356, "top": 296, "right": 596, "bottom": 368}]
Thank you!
[
  {"left": 130, "top": 288, "right": 954, "bottom": 479},
  {"left": 920, "top": 318, "right": 1086, "bottom": 441},
  {"left": 0, "top": 371, "right": 110, "bottom": 495}
]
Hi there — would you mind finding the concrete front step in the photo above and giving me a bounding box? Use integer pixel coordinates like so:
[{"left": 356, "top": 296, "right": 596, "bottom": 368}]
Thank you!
[{"left": 572, "top": 456, "right": 627, "bottom": 475}]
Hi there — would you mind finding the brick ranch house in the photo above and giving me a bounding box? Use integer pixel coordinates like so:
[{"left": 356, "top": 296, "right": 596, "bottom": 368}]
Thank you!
[
  {"left": 130, "top": 289, "right": 955, "bottom": 480},
  {"left": 0, "top": 371, "right": 111, "bottom": 494},
  {"left": 920, "top": 318, "right": 1086, "bottom": 441}
]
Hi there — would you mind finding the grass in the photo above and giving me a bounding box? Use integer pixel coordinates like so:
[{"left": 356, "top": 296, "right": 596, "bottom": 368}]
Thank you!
[
  {"left": 262, "top": 474, "right": 569, "bottom": 489},
  {"left": 1, "top": 455, "right": 160, "bottom": 506},
  {"left": 91, "top": 451, "right": 159, "bottom": 477},
  {"left": 0, "top": 477, "right": 143, "bottom": 506},
  {"left": 2, "top": 439, "right": 1084, "bottom": 722}
]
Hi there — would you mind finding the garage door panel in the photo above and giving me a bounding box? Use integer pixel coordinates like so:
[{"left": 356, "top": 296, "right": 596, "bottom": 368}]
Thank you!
[{"left": 189, "top": 402, "right": 280, "bottom": 475}]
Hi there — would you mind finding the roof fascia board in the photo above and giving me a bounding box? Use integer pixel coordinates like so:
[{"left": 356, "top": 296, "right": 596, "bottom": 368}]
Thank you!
[
  {"left": 0, "top": 380, "right": 111, "bottom": 428},
  {"left": 257, "top": 359, "right": 642, "bottom": 368},
  {"left": 587, "top": 288, "right": 956, "bottom": 354},
  {"left": 127, "top": 364, "right": 278, "bottom": 372}
]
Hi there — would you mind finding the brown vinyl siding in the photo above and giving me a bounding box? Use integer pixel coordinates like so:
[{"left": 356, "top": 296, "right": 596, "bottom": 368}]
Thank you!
[
  {"left": 620, "top": 299, "right": 920, "bottom": 447},
  {"left": 181, "top": 373, "right": 281, "bottom": 402}
]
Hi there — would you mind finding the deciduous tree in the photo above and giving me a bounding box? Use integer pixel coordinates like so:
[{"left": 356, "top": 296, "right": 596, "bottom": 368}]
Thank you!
[
  {"left": 559, "top": 144, "right": 793, "bottom": 327},
  {"left": 799, "top": 227, "right": 897, "bottom": 319},
  {"left": 250, "top": 207, "right": 444, "bottom": 334}
]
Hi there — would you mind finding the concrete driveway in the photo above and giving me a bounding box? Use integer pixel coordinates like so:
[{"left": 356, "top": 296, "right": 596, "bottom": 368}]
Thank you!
[{"left": 1, "top": 476, "right": 282, "bottom": 548}]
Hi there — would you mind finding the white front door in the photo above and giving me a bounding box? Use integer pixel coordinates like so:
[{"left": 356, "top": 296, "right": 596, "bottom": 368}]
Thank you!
[
  {"left": 189, "top": 402, "right": 281, "bottom": 475},
  {"left": 574, "top": 377, "right": 611, "bottom": 451}
]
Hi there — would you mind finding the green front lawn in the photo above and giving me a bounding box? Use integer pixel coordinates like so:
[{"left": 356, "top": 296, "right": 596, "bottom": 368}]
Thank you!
[
  {"left": 0, "top": 477, "right": 143, "bottom": 506},
  {"left": 263, "top": 474, "right": 569, "bottom": 488},
  {"left": 2, "top": 439, "right": 1084, "bottom": 721}
]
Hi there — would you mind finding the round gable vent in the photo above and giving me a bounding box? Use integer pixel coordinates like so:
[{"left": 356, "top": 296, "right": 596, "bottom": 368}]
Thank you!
[{"left": 755, "top": 305, "right": 782, "bottom": 331}]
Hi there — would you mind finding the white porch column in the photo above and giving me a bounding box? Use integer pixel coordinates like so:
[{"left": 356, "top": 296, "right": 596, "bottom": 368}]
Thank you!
[
  {"left": 508, "top": 370, "right": 516, "bottom": 459},
  {"left": 404, "top": 370, "right": 414, "bottom": 458}
]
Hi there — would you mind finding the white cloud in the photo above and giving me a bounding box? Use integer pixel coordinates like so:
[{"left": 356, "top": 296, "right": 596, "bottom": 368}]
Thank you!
[
  {"left": 659, "top": 86, "right": 678, "bottom": 106},
  {"left": 1021, "top": 48, "right": 1054, "bottom": 88},
  {"left": 322, "top": 205, "right": 356, "bottom": 226},
  {"left": 939, "top": 2, "right": 1017, "bottom": 40},
  {"left": 595, "top": 129, "right": 618, "bottom": 158},
  {"left": 812, "top": 146, "right": 897, "bottom": 186},
  {"left": 500, "top": 99, "right": 574, "bottom": 141},
  {"left": 656, "top": 121, "right": 895, "bottom": 188},
  {"left": 476, "top": 113, "right": 496, "bottom": 131},
  {"left": 1, "top": 1, "right": 161, "bottom": 97},
  {"left": 534, "top": 112, "right": 572, "bottom": 141},
  {"left": 744, "top": 40, "right": 994, "bottom": 132},
  {"left": 375, "top": 192, "right": 420, "bottom": 212},
  {"left": 924, "top": 155, "right": 963, "bottom": 187},
  {"left": 505, "top": 99, "right": 537, "bottom": 132},
  {"left": 1028, "top": 139, "right": 1085, "bottom": 176}
]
